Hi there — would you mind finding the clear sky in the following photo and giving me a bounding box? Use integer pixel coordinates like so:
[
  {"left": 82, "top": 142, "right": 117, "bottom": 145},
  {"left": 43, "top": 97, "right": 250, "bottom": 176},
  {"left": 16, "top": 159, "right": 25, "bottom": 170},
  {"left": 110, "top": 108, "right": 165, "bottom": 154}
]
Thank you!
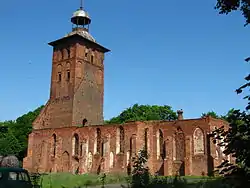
[{"left": 0, "top": 0, "right": 249, "bottom": 121}]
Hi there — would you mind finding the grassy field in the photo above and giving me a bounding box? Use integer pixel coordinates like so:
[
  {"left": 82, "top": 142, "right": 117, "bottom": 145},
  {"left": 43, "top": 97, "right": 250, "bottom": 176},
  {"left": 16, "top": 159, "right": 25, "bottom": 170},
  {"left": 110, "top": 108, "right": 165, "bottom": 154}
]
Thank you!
[
  {"left": 35, "top": 173, "right": 229, "bottom": 188},
  {"left": 39, "top": 173, "right": 127, "bottom": 188}
]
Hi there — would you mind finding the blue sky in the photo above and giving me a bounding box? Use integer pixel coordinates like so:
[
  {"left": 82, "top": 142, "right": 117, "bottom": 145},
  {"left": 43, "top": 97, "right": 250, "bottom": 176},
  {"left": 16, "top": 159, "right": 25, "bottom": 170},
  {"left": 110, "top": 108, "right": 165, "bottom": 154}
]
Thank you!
[{"left": 0, "top": 0, "right": 249, "bottom": 121}]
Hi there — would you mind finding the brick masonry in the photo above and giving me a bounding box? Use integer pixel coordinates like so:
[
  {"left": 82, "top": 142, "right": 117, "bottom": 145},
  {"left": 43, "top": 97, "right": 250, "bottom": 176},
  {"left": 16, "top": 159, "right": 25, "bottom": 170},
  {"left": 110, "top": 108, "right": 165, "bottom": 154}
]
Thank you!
[{"left": 23, "top": 26, "right": 231, "bottom": 176}]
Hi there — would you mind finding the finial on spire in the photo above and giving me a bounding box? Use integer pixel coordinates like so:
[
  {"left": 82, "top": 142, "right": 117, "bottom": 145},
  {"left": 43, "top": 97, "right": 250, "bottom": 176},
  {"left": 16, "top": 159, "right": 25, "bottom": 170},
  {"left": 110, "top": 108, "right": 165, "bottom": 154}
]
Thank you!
[{"left": 80, "top": 0, "right": 83, "bottom": 9}]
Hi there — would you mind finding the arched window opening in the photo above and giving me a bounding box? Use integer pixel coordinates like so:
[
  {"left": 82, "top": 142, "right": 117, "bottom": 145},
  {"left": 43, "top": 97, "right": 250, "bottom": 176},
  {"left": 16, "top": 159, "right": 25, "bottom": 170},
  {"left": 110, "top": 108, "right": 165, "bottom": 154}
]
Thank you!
[
  {"left": 91, "top": 55, "right": 94, "bottom": 63},
  {"left": 57, "top": 64, "right": 62, "bottom": 82},
  {"left": 81, "top": 140, "right": 88, "bottom": 157},
  {"left": 175, "top": 128, "right": 185, "bottom": 161},
  {"left": 193, "top": 127, "right": 205, "bottom": 155},
  {"left": 61, "top": 50, "right": 64, "bottom": 60},
  {"left": 96, "top": 128, "right": 101, "bottom": 154},
  {"left": 58, "top": 72, "right": 62, "bottom": 82},
  {"left": 67, "top": 70, "right": 70, "bottom": 81},
  {"left": 116, "top": 126, "right": 125, "bottom": 154},
  {"left": 156, "top": 129, "right": 164, "bottom": 159},
  {"left": 120, "top": 126, "right": 125, "bottom": 153},
  {"left": 72, "top": 133, "right": 79, "bottom": 156},
  {"left": 52, "top": 134, "right": 56, "bottom": 157}
]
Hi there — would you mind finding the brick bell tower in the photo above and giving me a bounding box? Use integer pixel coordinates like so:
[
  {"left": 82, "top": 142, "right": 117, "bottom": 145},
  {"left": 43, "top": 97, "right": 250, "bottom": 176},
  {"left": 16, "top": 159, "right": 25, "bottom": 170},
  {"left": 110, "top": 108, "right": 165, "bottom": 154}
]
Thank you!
[{"left": 32, "top": 3, "right": 110, "bottom": 129}]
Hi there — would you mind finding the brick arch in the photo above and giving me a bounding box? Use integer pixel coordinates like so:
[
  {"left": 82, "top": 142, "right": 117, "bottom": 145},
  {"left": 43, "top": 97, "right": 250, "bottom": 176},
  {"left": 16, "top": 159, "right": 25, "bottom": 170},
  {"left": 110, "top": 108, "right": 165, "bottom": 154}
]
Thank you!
[
  {"left": 116, "top": 126, "right": 125, "bottom": 154},
  {"left": 62, "top": 48, "right": 68, "bottom": 60},
  {"left": 80, "top": 138, "right": 88, "bottom": 157},
  {"left": 90, "top": 51, "right": 95, "bottom": 63},
  {"left": 156, "top": 129, "right": 164, "bottom": 159},
  {"left": 193, "top": 127, "right": 205, "bottom": 155},
  {"left": 76, "top": 61, "right": 82, "bottom": 78},
  {"left": 66, "top": 61, "right": 71, "bottom": 69},
  {"left": 72, "top": 133, "right": 80, "bottom": 156},
  {"left": 57, "top": 50, "right": 63, "bottom": 61},
  {"left": 57, "top": 64, "right": 62, "bottom": 72},
  {"left": 173, "top": 127, "right": 185, "bottom": 176},
  {"left": 173, "top": 127, "right": 185, "bottom": 161}
]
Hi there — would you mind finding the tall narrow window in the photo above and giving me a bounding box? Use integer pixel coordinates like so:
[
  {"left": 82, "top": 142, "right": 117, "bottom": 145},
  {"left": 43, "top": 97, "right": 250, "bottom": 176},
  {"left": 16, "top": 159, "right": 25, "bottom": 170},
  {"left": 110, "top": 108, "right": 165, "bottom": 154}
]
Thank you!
[
  {"left": 85, "top": 52, "right": 88, "bottom": 58},
  {"left": 58, "top": 72, "right": 61, "bottom": 82},
  {"left": 96, "top": 128, "right": 101, "bottom": 154},
  {"left": 67, "top": 70, "right": 70, "bottom": 81},
  {"left": 52, "top": 134, "right": 56, "bottom": 157},
  {"left": 175, "top": 127, "right": 185, "bottom": 161},
  {"left": 91, "top": 55, "right": 94, "bottom": 63},
  {"left": 193, "top": 127, "right": 205, "bottom": 155},
  {"left": 80, "top": 143, "right": 83, "bottom": 156},
  {"left": 101, "top": 142, "right": 104, "bottom": 157},
  {"left": 61, "top": 50, "right": 64, "bottom": 60},
  {"left": 72, "top": 133, "right": 79, "bottom": 156},
  {"left": 156, "top": 129, "right": 164, "bottom": 159},
  {"left": 66, "top": 48, "right": 70, "bottom": 59},
  {"left": 116, "top": 126, "right": 125, "bottom": 154}
]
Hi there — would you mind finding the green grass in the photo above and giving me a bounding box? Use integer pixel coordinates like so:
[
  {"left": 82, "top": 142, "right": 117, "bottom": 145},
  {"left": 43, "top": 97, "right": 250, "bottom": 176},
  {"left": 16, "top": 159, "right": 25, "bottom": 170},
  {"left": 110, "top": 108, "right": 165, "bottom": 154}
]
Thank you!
[
  {"left": 32, "top": 173, "right": 230, "bottom": 188},
  {"left": 39, "top": 173, "right": 127, "bottom": 188}
]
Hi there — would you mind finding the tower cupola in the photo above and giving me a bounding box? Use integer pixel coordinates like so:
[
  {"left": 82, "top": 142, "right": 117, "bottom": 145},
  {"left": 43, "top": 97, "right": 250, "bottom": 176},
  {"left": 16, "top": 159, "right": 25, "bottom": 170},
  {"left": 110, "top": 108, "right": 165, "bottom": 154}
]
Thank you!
[{"left": 71, "top": 0, "right": 91, "bottom": 31}]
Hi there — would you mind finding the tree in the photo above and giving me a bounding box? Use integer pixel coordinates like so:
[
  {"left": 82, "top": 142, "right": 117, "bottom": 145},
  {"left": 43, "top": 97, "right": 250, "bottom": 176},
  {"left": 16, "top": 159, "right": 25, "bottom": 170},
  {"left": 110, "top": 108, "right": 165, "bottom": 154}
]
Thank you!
[
  {"left": 201, "top": 109, "right": 236, "bottom": 121},
  {"left": 211, "top": 1, "right": 250, "bottom": 186},
  {"left": 211, "top": 65, "right": 250, "bottom": 187},
  {"left": 10, "top": 105, "right": 44, "bottom": 160},
  {"left": 215, "top": 0, "right": 250, "bottom": 26},
  {"left": 0, "top": 129, "right": 22, "bottom": 157},
  {"left": 201, "top": 111, "right": 220, "bottom": 119},
  {"left": 221, "top": 108, "right": 236, "bottom": 122},
  {"left": 131, "top": 147, "right": 150, "bottom": 188},
  {"left": 0, "top": 105, "right": 43, "bottom": 161},
  {"left": 105, "top": 104, "right": 177, "bottom": 124}
]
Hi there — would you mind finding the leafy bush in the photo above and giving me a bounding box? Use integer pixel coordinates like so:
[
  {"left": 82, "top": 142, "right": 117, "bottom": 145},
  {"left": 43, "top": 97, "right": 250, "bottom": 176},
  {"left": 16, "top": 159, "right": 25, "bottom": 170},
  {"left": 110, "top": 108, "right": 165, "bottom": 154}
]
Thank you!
[{"left": 131, "top": 148, "right": 150, "bottom": 188}]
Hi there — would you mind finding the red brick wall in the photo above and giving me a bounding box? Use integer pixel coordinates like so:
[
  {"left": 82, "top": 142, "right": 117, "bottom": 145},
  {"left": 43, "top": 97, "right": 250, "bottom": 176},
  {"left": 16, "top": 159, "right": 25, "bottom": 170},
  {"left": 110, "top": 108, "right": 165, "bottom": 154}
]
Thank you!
[{"left": 24, "top": 117, "right": 229, "bottom": 176}]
